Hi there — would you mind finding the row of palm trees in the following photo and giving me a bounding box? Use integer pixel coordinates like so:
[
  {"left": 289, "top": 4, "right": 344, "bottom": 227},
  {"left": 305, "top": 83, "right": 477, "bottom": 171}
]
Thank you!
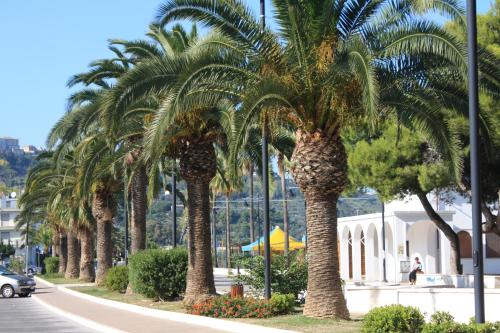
[{"left": 17, "top": 0, "right": 499, "bottom": 319}]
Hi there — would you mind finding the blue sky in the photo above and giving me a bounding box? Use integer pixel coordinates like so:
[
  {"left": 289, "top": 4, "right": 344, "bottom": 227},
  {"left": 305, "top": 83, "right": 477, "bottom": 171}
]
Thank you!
[{"left": 0, "top": 1, "right": 492, "bottom": 148}]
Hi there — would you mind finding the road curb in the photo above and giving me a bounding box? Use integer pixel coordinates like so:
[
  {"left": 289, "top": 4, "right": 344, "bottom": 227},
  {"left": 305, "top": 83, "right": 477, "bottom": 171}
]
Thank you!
[
  {"left": 32, "top": 293, "right": 127, "bottom": 333},
  {"left": 58, "top": 285, "right": 297, "bottom": 333}
]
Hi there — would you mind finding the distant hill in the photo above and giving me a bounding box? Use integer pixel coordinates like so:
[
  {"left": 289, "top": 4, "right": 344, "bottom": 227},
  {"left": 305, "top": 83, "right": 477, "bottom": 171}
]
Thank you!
[{"left": 0, "top": 151, "right": 37, "bottom": 194}]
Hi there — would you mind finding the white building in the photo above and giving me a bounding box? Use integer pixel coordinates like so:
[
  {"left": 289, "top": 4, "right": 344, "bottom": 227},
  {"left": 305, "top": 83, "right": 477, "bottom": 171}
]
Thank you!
[
  {"left": 0, "top": 194, "right": 24, "bottom": 252},
  {"left": 338, "top": 193, "right": 500, "bottom": 284}
]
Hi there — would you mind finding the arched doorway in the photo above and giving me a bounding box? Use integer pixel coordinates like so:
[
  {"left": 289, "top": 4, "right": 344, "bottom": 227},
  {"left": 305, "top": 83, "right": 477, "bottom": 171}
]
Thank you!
[
  {"left": 360, "top": 231, "right": 366, "bottom": 279},
  {"left": 407, "top": 221, "right": 439, "bottom": 274},
  {"left": 348, "top": 231, "right": 353, "bottom": 279},
  {"left": 458, "top": 231, "right": 472, "bottom": 258},
  {"left": 365, "top": 223, "right": 380, "bottom": 281}
]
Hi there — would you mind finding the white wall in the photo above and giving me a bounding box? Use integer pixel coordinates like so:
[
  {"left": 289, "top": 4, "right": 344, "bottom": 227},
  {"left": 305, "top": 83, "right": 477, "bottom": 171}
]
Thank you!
[{"left": 345, "top": 287, "right": 500, "bottom": 323}]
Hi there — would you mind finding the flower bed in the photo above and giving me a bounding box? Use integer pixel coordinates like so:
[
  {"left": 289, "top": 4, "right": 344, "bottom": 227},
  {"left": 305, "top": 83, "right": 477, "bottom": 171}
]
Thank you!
[{"left": 186, "top": 293, "right": 295, "bottom": 319}]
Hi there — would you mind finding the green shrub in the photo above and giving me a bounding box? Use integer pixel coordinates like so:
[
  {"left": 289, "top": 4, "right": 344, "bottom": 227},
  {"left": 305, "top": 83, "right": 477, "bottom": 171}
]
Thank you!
[
  {"left": 269, "top": 293, "right": 295, "bottom": 315},
  {"left": 43, "top": 257, "right": 59, "bottom": 274},
  {"left": 8, "top": 257, "right": 25, "bottom": 274},
  {"left": 362, "top": 305, "right": 425, "bottom": 333},
  {"left": 430, "top": 311, "right": 455, "bottom": 325},
  {"left": 105, "top": 266, "right": 129, "bottom": 293},
  {"left": 129, "top": 248, "right": 188, "bottom": 300},
  {"left": 234, "top": 252, "right": 307, "bottom": 297}
]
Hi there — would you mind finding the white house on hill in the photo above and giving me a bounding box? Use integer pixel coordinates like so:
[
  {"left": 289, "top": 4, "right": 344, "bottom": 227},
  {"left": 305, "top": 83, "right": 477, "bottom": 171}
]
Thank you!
[{"left": 337, "top": 193, "right": 500, "bottom": 284}]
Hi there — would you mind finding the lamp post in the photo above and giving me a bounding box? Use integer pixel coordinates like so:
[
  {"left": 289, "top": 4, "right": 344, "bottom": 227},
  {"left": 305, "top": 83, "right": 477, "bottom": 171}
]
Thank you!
[
  {"left": 124, "top": 180, "right": 129, "bottom": 264},
  {"left": 466, "top": 0, "right": 484, "bottom": 323},
  {"left": 172, "top": 165, "right": 177, "bottom": 248},
  {"left": 25, "top": 220, "right": 29, "bottom": 276},
  {"left": 260, "top": 0, "right": 271, "bottom": 300}
]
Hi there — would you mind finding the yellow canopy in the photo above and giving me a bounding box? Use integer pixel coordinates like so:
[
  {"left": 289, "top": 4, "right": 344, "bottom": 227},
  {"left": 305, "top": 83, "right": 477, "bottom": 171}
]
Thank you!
[{"left": 242, "top": 226, "right": 305, "bottom": 252}]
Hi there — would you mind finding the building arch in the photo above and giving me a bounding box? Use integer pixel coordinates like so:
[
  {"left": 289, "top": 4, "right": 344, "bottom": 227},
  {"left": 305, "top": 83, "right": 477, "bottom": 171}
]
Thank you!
[
  {"left": 407, "top": 221, "right": 439, "bottom": 274},
  {"left": 353, "top": 225, "right": 365, "bottom": 281},
  {"left": 458, "top": 231, "right": 472, "bottom": 258},
  {"left": 365, "top": 223, "right": 380, "bottom": 281}
]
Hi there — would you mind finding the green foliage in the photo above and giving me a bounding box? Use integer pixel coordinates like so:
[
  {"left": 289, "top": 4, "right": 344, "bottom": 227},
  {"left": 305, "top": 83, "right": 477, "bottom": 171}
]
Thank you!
[
  {"left": 129, "top": 248, "right": 187, "bottom": 300},
  {"left": 269, "top": 293, "right": 296, "bottom": 315},
  {"left": 421, "top": 313, "right": 500, "bottom": 333},
  {"left": 430, "top": 311, "right": 455, "bottom": 325},
  {"left": 234, "top": 252, "right": 307, "bottom": 297},
  {"left": 43, "top": 257, "right": 59, "bottom": 274},
  {"left": 0, "top": 243, "right": 15, "bottom": 259},
  {"left": 8, "top": 257, "right": 25, "bottom": 274},
  {"left": 348, "top": 124, "right": 454, "bottom": 201},
  {"left": 186, "top": 293, "right": 295, "bottom": 318},
  {"left": 362, "top": 305, "right": 425, "bottom": 333},
  {"left": 105, "top": 266, "right": 129, "bottom": 293}
]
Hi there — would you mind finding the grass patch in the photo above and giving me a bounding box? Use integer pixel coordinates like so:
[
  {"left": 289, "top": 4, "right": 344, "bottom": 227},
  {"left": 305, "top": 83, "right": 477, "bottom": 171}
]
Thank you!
[
  {"left": 70, "top": 286, "right": 185, "bottom": 313},
  {"left": 235, "top": 310, "right": 363, "bottom": 333},
  {"left": 40, "top": 273, "right": 83, "bottom": 285},
  {"left": 70, "top": 286, "right": 362, "bottom": 332}
]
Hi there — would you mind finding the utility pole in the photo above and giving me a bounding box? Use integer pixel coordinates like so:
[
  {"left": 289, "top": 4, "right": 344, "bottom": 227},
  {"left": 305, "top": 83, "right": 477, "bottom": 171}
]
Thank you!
[
  {"left": 466, "top": 0, "right": 484, "bottom": 323},
  {"left": 124, "top": 180, "right": 129, "bottom": 264},
  {"left": 260, "top": 0, "right": 271, "bottom": 300},
  {"left": 172, "top": 165, "right": 177, "bottom": 248},
  {"left": 25, "top": 220, "right": 29, "bottom": 276}
]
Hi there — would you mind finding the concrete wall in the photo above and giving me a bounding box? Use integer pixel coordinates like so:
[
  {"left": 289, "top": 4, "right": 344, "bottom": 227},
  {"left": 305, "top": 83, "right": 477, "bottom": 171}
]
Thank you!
[{"left": 345, "top": 286, "right": 500, "bottom": 323}]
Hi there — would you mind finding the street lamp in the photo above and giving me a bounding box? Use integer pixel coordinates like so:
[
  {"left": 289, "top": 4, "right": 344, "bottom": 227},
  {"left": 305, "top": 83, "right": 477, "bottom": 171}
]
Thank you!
[
  {"left": 172, "top": 166, "right": 177, "bottom": 248},
  {"left": 466, "top": 0, "right": 485, "bottom": 323},
  {"left": 260, "top": 0, "right": 271, "bottom": 301}
]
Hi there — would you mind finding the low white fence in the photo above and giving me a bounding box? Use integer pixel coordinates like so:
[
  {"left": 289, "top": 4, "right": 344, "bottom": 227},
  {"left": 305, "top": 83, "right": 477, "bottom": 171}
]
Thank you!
[{"left": 345, "top": 286, "right": 500, "bottom": 323}]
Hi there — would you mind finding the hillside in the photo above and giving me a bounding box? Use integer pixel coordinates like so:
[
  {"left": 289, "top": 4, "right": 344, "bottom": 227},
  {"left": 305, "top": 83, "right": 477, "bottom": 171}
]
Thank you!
[{"left": 0, "top": 151, "right": 37, "bottom": 194}]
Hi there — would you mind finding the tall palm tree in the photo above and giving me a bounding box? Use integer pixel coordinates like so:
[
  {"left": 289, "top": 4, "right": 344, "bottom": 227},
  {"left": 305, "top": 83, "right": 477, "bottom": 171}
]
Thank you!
[
  {"left": 102, "top": 28, "right": 241, "bottom": 303},
  {"left": 155, "top": 0, "right": 493, "bottom": 318}
]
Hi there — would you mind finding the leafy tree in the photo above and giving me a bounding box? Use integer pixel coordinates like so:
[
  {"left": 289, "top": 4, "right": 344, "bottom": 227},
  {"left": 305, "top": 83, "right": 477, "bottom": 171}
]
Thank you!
[{"left": 348, "top": 124, "right": 462, "bottom": 273}]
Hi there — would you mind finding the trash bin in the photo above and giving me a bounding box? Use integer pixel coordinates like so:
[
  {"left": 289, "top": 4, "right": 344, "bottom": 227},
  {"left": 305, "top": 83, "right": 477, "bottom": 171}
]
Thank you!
[{"left": 230, "top": 283, "right": 244, "bottom": 298}]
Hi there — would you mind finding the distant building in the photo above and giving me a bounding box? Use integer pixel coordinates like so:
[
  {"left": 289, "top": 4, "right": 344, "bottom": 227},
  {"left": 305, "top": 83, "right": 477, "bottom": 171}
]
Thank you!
[
  {"left": 21, "top": 145, "right": 39, "bottom": 154},
  {"left": 0, "top": 137, "right": 20, "bottom": 152},
  {"left": 0, "top": 194, "right": 23, "bottom": 253},
  {"left": 337, "top": 192, "right": 500, "bottom": 283}
]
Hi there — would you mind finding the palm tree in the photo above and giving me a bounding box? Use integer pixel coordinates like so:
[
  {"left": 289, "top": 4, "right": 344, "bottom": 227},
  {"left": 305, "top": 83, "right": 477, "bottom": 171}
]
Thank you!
[
  {"left": 156, "top": 0, "right": 481, "bottom": 318},
  {"left": 102, "top": 29, "right": 242, "bottom": 303}
]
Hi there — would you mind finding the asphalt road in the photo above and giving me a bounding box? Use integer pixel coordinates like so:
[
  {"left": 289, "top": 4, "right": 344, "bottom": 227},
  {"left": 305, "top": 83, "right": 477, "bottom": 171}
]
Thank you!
[{"left": 0, "top": 293, "right": 94, "bottom": 333}]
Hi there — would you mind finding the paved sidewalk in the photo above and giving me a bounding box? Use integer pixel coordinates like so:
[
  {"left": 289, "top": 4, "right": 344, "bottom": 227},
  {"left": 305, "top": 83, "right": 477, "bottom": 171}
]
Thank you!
[{"left": 33, "top": 279, "right": 224, "bottom": 333}]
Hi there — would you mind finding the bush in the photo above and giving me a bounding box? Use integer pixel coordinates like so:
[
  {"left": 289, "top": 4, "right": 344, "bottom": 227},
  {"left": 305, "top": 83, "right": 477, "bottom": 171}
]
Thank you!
[
  {"left": 430, "top": 311, "right": 455, "bottom": 325},
  {"left": 8, "top": 257, "right": 25, "bottom": 274},
  {"left": 422, "top": 312, "right": 500, "bottom": 333},
  {"left": 105, "top": 266, "right": 129, "bottom": 293},
  {"left": 234, "top": 252, "right": 307, "bottom": 297},
  {"left": 362, "top": 305, "right": 425, "bottom": 333},
  {"left": 186, "top": 293, "right": 295, "bottom": 319},
  {"left": 129, "top": 248, "right": 188, "bottom": 300},
  {"left": 269, "top": 293, "right": 295, "bottom": 315},
  {"left": 44, "top": 257, "right": 59, "bottom": 274}
]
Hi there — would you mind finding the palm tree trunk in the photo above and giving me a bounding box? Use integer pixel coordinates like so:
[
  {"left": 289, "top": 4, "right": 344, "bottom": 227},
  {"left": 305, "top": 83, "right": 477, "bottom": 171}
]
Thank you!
[
  {"left": 179, "top": 138, "right": 216, "bottom": 305},
  {"left": 417, "top": 193, "right": 462, "bottom": 274},
  {"left": 52, "top": 232, "right": 60, "bottom": 257},
  {"left": 225, "top": 195, "right": 232, "bottom": 269},
  {"left": 65, "top": 230, "right": 80, "bottom": 279},
  {"left": 58, "top": 233, "right": 67, "bottom": 274},
  {"left": 130, "top": 165, "right": 147, "bottom": 254},
  {"left": 278, "top": 154, "right": 289, "bottom": 258},
  {"left": 92, "top": 190, "right": 116, "bottom": 286},
  {"left": 290, "top": 129, "right": 349, "bottom": 319},
  {"left": 79, "top": 226, "right": 95, "bottom": 282},
  {"left": 249, "top": 164, "right": 255, "bottom": 243}
]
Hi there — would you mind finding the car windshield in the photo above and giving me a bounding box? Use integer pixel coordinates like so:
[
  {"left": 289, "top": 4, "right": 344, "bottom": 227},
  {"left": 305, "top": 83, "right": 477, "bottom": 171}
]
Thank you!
[{"left": 0, "top": 265, "right": 15, "bottom": 275}]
